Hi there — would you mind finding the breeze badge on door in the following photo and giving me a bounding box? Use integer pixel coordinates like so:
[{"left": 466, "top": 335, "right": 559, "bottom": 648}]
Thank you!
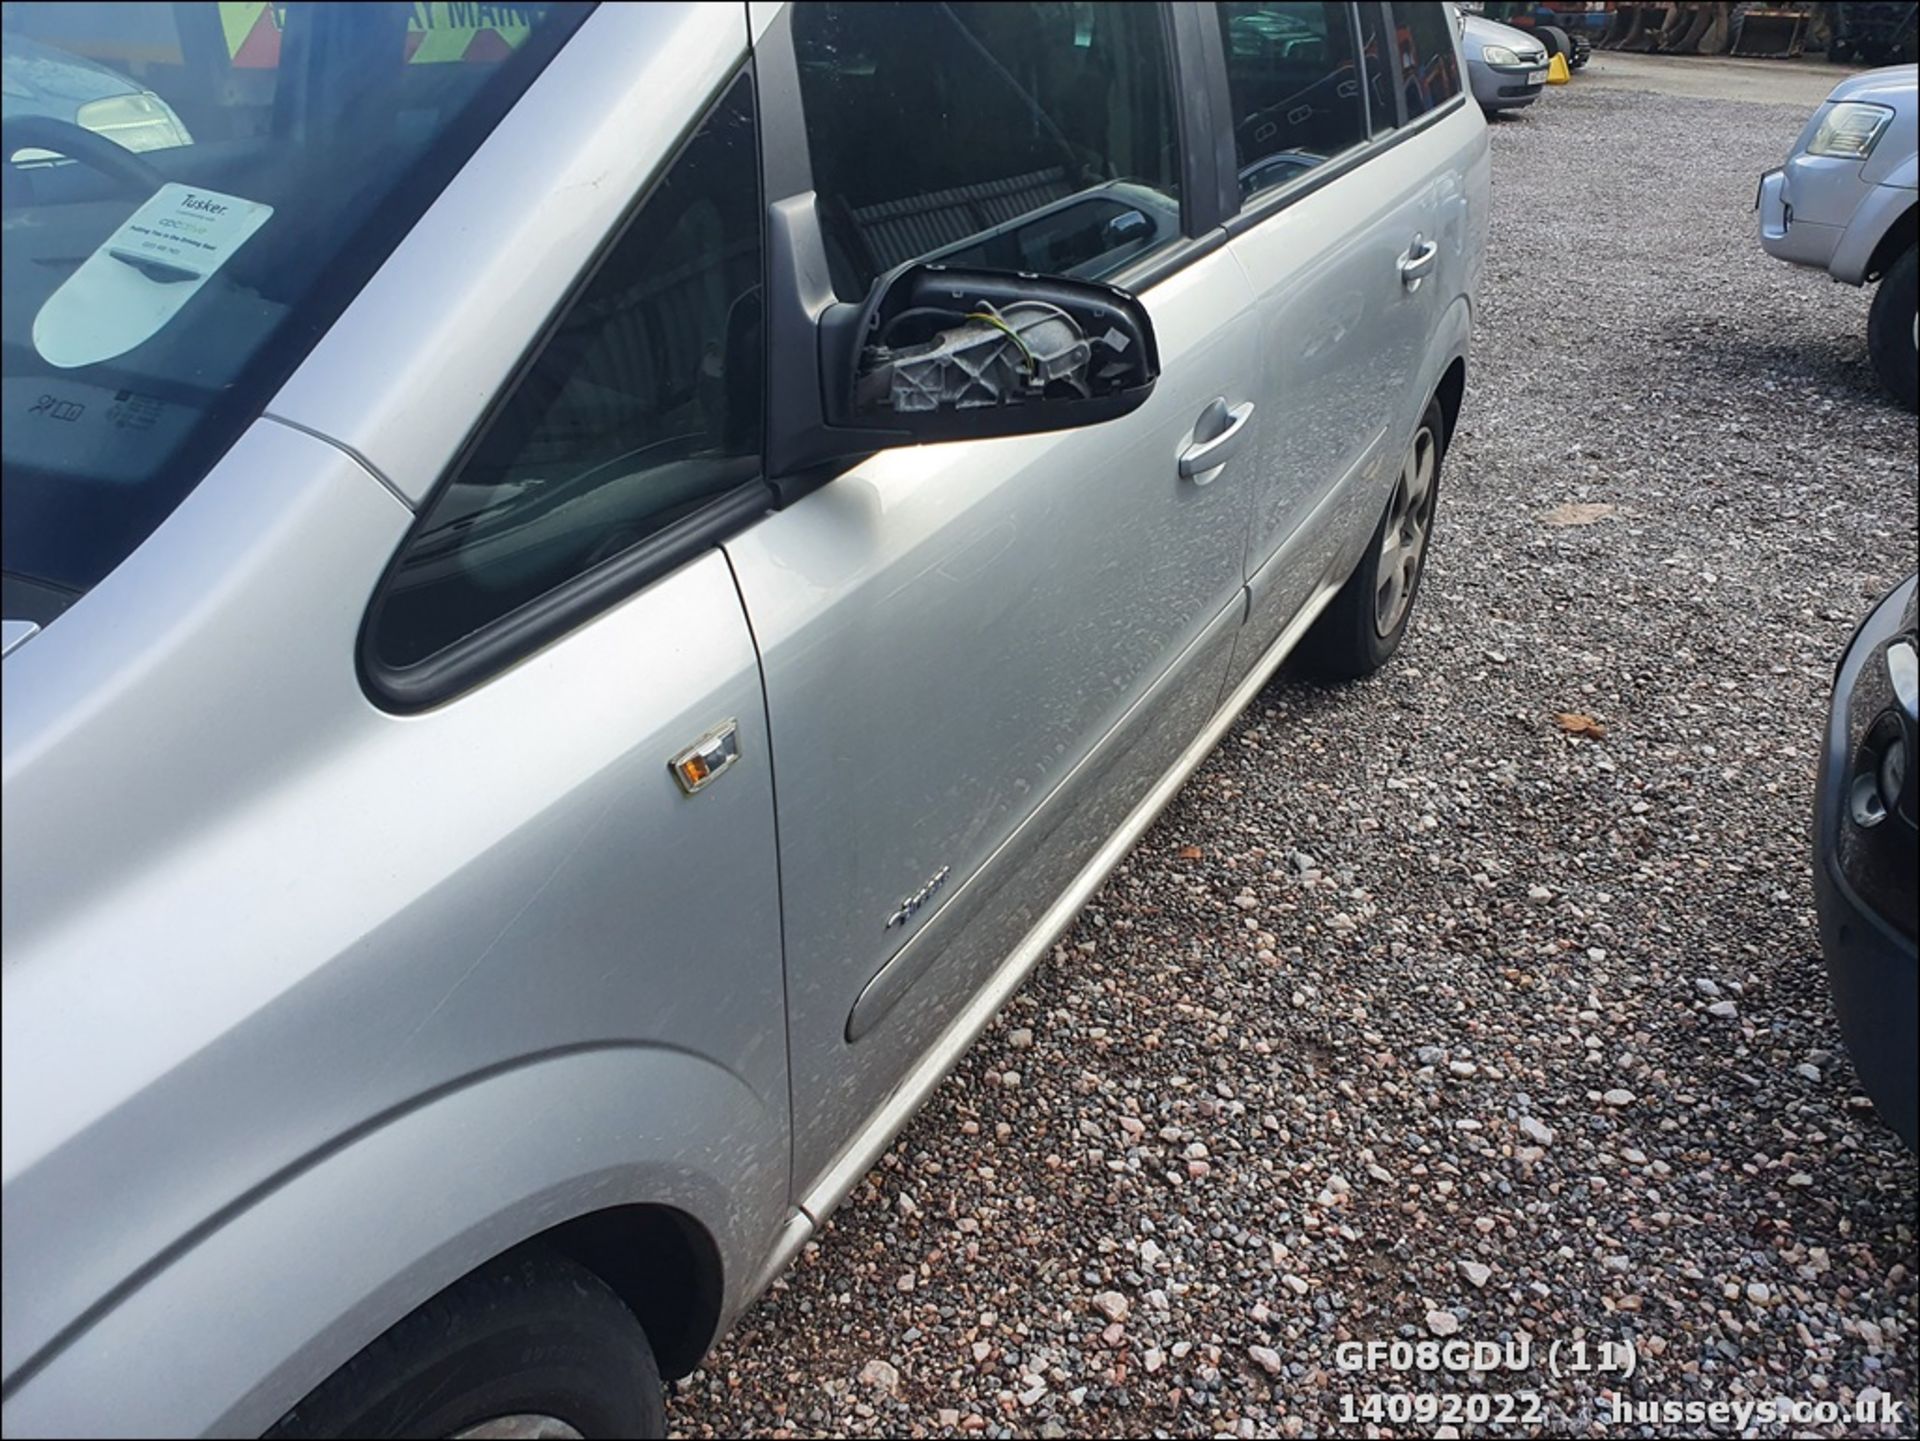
[{"left": 670, "top": 719, "right": 739, "bottom": 795}]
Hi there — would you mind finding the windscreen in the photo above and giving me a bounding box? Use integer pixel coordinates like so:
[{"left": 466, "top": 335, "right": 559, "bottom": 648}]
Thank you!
[{"left": 1, "top": 2, "right": 591, "bottom": 619}]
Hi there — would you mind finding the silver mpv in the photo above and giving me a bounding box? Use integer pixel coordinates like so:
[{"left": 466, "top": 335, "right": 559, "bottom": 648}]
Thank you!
[{"left": 1, "top": 3, "right": 1488, "bottom": 1435}]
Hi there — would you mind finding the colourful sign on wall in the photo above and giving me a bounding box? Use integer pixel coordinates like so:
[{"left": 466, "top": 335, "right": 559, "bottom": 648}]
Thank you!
[{"left": 217, "top": 3, "right": 535, "bottom": 69}]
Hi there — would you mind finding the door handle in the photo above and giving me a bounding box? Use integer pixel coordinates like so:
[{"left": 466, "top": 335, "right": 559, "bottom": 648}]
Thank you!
[
  {"left": 1399, "top": 235, "right": 1439, "bottom": 289},
  {"left": 1178, "top": 399, "right": 1255, "bottom": 482}
]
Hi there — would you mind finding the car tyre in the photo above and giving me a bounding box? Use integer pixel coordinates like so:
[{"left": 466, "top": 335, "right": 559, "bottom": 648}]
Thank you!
[
  {"left": 1867, "top": 244, "right": 1918, "bottom": 413},
  {"left": 1536, "top": 24, "right": 1572, "bottom": 59},
  {"left": 267, "top": 1250, "right": 665, "bottom": 1440},
  {"left": 1300, "top": 396, "right": 1446, "bottom": 681}
]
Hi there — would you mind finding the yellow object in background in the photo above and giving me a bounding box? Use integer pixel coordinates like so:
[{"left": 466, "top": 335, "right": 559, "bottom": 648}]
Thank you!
[{"left": 1547, "top": 53, "right": 1571, "bottom": 84}]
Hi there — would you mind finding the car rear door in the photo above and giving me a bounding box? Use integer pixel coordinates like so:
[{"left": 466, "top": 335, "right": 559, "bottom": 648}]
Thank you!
[
  {"left": 1212, "top": 1, "right": 1451, "bottom": 671},
  {"left": 731, "top": 1, "right": 1262, "bottom": 1203}
]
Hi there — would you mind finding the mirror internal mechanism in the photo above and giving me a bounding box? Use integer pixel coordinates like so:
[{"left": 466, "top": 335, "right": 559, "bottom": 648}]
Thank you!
[{"left": 859, "top": 299, "right": 1137, "bottom": 415}]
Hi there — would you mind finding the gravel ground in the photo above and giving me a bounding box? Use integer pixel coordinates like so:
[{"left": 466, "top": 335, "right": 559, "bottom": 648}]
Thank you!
[{"left": 672, "top": 76, "right": 1919, "bottom": 1439}]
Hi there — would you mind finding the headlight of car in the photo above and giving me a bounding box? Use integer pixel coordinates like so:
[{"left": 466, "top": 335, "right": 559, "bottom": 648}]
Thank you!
[
  {"left": 1836, "top": 616, "right": 1918, "bottom": 941},
  {"left": 1883, "top": 730, "right": 1909, "bottom": 815},
  {"left": 1848, "top": 636, "right": 1918, "bottom": 828},
  {"left": 1482, "top": 44, "right": 1522, "bottom": 65},
  {"left": 74, "top": 91, "right": 192, "bottom": 154},
  {"left": 1807, "top": 102, "right": 1894, "bottom": 160},
  {"left": 1887, "top": 639, "right": 1918, "bottom": 824}
]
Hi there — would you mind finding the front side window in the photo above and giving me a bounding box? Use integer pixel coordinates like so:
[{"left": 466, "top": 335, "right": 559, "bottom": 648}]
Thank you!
[
  {"left": 369, "top": 70, "right": 764, "bottom": 673},
  {"left": 1390, "top": 0, "right": 1463, "bottom": 118},
  {"left": 793, "top": 1, "right": 1183, "bottom": 301},
  {"left": 1218, "top": 3, "right": 1369, "bottom": 203},
  {"left": 2, "top": 2, "right": 591, "bottom": 612}
]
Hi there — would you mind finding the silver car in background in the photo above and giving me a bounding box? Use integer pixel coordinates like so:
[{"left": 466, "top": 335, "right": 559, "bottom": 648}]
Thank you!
[
  {"left": 2, "top": 3, "right": 1487, "bottom": 1435},
  {"left": 1757, "top": 64, "right": 1919, "bottom": 407},
  {"left": 1462, "top": 12, "right": 1551, "bottom": 113}
]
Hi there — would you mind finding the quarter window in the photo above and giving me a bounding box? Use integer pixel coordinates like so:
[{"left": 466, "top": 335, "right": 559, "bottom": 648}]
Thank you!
[
  {"left": 1218, "top": 3, "right": 1370, "bottom": 203},
  {"left": 1390, "top": 0, "right": 1463, "bottom": 118},
  {"left": 371, "top": 70, "right": 763, "bottom": 673},
  {"left": 793, "top": 2, "right": 1184, "bottom": 300}
]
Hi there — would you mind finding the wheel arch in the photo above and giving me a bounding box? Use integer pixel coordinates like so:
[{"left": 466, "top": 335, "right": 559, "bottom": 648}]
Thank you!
[
  {"left": 533, "top": 1202, "right": 726, "bottom": 1380},
  {"left": 1416, "top": 287, "right": 1472, "bottom": 460},
  {"left": 0, "top": 1046, "right": 785, "bottom": 1439},
  {"left": 1864, "top": 202, "right": 1918, "bottom": 284},
  {"left": 1832, "top": 188, "right": 1917, "bottom": 285},
  {"left": 1434, "top": 354, "right": 1469, "bottom": 449}
]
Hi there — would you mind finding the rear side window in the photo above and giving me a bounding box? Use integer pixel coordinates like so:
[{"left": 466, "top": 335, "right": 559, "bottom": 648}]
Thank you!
[
  {"left": 1217, "top": 3, "right": 1369, "bottom": 203},
  {"left": 1390, "top": 0, "right": 1462, "bottom": 117},
  {"left": 369, "top": 70, "right": 763, "bottom": 673},
  {"left": 793, "top": 2, "right": 1183, "bottom": 300}
]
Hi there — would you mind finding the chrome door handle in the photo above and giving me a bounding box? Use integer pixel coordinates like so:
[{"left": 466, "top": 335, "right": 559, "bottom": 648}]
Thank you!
[
  {"left": 1400, "top": 236, "right": 1439, "bottom": 288},
  {"left": 1178, "top": 399, "right": 1255, "bottom": 482}
]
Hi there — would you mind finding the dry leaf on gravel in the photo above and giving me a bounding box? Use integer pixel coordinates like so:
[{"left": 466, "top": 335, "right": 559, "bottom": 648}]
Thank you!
[
  {"left": 1177, "top": 845, "right": 1204, "bottom": 860},
  {"left": 1555, "top": 712, "right": 1609, "bottom": 739},
  {"left": 1541, "top": 502, "right": 1618, "bottom": 526}
]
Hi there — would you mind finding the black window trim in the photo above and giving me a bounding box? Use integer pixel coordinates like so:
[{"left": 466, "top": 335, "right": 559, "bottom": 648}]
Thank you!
[
  {"left": 1097, "top": 0, "right": 1239, "bottom": 298},
  {"left": 1169, "top": 0, "right": 1234, "bottom": 237},
  {"left": 1359, "top": 0, "right": 1409, "bottom": 132},
  {"left": 359, "top": 60, "right": 772, "bottom": 715},
  {"left": 1348, "top": 0, "right": 1379, "bottom": 136},
  {"left": 1104, "top": 1, "right": 1239, "bottom": 295},
  {"left": 1204, "top": 0, "right": 1467, "bottom": 240}
]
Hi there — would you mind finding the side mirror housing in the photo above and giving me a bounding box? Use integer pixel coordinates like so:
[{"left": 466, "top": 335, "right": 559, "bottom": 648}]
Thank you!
[
  {"left": 827, "top": 263, "right": 1160, "bottom": 444},
  {"left": 762, "top": 196, "right": 1161, "bottom": 487}
]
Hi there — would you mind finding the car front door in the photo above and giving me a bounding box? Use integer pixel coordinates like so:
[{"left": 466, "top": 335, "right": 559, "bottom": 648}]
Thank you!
[
  {"left": 1216, "top": 1, "right": 1441, "bottom": 670},
  {"left": 729, "top": 0, "right": 1262, "bottom": 1202}
]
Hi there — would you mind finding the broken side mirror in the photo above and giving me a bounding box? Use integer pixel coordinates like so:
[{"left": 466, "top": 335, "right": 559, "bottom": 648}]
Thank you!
[{"left": 827, "top": 263, "right": 1160, "bottom": 444}]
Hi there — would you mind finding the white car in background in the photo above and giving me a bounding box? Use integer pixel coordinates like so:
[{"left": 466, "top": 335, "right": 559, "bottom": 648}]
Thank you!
[{"left": 1757, "top": 64, "right": 1919, "bottom": 409}]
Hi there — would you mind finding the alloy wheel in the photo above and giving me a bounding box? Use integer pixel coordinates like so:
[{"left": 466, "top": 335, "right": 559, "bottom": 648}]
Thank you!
[{"left": 1374, "top": 423, "right": 1438, "bottom": 637}]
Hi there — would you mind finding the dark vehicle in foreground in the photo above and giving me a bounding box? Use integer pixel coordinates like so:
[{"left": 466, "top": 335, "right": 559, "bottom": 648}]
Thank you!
[{"left": 1813, "top": 574, "right": 1918, "bottom": 1149}]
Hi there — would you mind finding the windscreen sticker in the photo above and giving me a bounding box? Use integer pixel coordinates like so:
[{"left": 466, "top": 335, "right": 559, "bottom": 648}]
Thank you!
[{"left": 33, "top": 184, "right": 273, "bottom": 370}]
